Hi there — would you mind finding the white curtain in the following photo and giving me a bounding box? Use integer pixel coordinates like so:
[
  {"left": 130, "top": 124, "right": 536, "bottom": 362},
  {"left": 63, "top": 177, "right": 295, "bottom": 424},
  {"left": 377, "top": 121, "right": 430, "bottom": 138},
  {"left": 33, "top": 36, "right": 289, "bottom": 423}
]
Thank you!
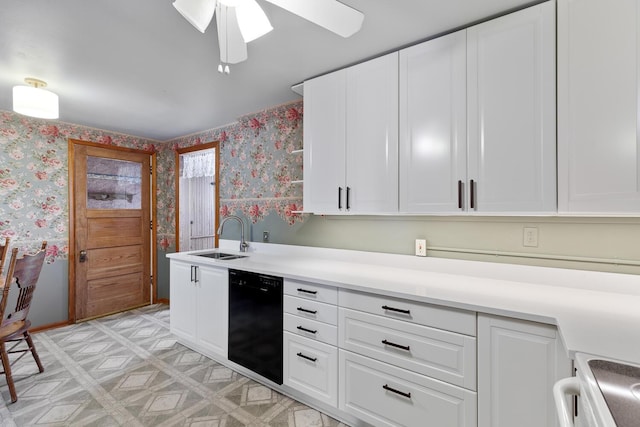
[{"left": 182, "top": 150, "right": 216, "bottom": 178}]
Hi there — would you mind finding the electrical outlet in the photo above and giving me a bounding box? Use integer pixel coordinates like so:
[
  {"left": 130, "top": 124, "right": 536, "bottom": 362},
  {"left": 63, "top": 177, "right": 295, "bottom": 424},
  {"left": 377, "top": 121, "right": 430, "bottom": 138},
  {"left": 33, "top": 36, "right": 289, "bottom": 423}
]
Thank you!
[
  {"left": 415, "top": 239, "right": 427, "bottom": 257},
  {"left": 523, "top": 227, "right": 538, "bottom": 247},
  {"left": 263, "top": 231, "right": 270, "bottom": 243}
]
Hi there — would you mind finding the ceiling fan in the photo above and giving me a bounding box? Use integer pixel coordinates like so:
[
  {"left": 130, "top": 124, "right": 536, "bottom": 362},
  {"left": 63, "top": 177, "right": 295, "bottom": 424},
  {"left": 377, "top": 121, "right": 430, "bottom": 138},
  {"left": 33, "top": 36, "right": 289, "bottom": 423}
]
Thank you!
[{"left": 173, "top": 0, "right": 364, "bottom": 72}]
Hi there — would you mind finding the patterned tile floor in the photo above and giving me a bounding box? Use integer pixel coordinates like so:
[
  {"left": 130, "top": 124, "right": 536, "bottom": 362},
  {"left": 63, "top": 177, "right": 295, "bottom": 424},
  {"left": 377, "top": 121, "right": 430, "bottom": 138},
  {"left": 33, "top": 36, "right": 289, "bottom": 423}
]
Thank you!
[{"left": 0, "top": 305, "right": 349, "bottom": 427}]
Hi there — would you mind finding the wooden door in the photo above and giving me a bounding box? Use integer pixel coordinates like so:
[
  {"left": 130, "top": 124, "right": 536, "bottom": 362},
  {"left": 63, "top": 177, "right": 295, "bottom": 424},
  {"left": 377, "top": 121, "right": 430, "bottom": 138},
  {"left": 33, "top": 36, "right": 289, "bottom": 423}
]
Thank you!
[{"left": 70, "top": 141, "right": 151, "bottom": 321}]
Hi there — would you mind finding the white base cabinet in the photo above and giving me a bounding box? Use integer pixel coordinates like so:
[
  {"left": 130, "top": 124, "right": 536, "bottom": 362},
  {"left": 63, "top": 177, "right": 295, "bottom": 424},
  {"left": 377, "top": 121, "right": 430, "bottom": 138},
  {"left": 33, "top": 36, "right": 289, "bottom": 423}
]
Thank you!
[
  {"left": 283, "top": 279, "right": 339, "bottom": 407},
  {"left": 169, "top": 259, "right": 228, "bottom": 358},
  {"left": 169, "top": 261, "right": 576, "bottom": 427},
  {"left": 477, "top": 314, "right": 572, "bottom": 427},
  {"left": 169, "top": 260, "right": 197, "bottom": 343},
  {"left": 340, "top": 350, "right": 477, "bottom": 427},
  {"left": 283, "top": 332, "right": 338, "bottom": 407}
]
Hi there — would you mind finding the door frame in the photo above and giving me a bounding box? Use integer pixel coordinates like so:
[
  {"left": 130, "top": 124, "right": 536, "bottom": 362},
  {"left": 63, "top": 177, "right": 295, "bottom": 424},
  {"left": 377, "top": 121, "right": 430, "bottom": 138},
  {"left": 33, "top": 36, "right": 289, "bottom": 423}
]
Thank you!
[
  {"left": 175, "top": 142, "right": 220, "bottom": 252},
  {"left": 68, "top": 138, "right": 157, "bottom": 323}
]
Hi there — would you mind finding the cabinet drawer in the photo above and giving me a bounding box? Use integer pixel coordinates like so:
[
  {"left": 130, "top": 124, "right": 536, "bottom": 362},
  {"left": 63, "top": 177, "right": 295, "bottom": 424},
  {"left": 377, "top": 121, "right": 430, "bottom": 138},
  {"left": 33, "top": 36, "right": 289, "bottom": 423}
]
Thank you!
[
  {"left": 339, "top": 308, "right": 476, "bottom": 390},
  {"left": 284, "top": 313, "right": 338, "bottom": 346},
  {"left": 284, "top": 332, "right": 338, "bottom": 407},
  {"left": 339, "top": 289, "right": 476, "bottom": 336},
  {"left": 284, "top": 295, "right": 338, "bottom": 325},
  {"left": 339, "top": 350, "right": 477, "bottom": 427},
  {"left": 284, "top": 279, "right": 338, "bottom": 305}
]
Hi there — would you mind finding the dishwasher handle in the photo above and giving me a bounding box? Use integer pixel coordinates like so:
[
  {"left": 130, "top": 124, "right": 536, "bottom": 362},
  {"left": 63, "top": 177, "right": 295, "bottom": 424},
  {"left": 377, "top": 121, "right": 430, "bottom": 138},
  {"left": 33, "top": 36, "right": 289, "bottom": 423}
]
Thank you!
[{"left": 553, "top": 377, "right": 580, "bottom": 427}]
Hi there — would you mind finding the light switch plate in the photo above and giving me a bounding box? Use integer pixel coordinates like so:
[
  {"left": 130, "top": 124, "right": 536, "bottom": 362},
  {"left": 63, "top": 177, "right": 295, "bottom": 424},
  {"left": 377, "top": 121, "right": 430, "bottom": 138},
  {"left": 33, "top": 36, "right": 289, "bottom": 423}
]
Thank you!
[{"left": 415, "top": 239, "right": 427, "bottom": 257}]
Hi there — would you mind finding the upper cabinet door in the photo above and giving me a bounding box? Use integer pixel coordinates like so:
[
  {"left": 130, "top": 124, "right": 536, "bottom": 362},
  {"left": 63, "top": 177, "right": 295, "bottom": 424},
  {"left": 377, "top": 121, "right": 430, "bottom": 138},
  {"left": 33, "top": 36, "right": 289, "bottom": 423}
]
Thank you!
[
  {"left": 558, "top": 0, "right": 640, "bottom": 214},
  {"left": 303, "top": 70, "right": 347, "bottom": 214},
  {"left": 399, "top": 30, "right": 467, "bottom": 213},
  {"left": 346, "top": 52, "right": 399, "bottom": 213},
  {"left": 467, "top": 1, "right": 556, "bottom": 214}
]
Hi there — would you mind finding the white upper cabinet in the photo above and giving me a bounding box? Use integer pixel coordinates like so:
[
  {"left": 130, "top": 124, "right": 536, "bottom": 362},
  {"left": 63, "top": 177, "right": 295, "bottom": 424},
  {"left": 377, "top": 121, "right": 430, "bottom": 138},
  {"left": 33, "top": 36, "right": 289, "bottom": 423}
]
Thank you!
[
  {"left": 305, "top": 2, "right": 555, "bottom": 215},
  {"left": 303, "top": 52, "right": 398, "bottom": 214},
  {"left": 399, "top": 30, "right": 467, "bottom": 213},
  {"left": 467, "top": 1, "right": 556, "bottom": 214},
  {"left": 558, "top": 0, "right": 640, "bottom": 214},
  {"left": 303, "top": 70, "right": 346, "bottom": 214},
  {"left": 346, "top": 52, "right": 399, "bottom": 214}
]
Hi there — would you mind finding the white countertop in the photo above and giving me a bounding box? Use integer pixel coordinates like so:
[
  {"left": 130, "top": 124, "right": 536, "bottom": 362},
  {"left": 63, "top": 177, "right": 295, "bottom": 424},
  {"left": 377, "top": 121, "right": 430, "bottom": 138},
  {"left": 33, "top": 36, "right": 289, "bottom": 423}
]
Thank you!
[{"left": 167, "top": 241, "right": 640, "bottom": 365}]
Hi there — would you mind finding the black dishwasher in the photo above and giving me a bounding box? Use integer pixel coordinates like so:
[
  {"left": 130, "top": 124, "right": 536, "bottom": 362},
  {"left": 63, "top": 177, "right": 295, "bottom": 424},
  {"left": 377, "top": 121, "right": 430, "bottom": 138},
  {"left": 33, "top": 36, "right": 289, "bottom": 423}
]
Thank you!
[{"left": 228, "top": 269, "right": 283, "bottom": 384}]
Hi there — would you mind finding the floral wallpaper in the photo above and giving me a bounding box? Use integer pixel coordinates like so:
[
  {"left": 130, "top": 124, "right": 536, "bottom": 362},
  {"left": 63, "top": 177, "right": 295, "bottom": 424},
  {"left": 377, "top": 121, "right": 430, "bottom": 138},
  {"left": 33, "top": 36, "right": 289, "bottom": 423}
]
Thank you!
[
  {"left": 157, "top": 100, "right": 304, "bottom": 250},
  {"left": 0, "top": 99, "right": 304, "bottom": 261},
  {"left": 0, "top": 112, "right": 157, "bottom": 263}
]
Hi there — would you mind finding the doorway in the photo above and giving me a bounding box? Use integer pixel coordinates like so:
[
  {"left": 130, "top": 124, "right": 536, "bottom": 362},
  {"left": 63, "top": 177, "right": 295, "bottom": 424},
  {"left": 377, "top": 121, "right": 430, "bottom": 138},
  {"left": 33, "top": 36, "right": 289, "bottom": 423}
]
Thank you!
[
  {"left": 175, "top": 142, "right": 220, "bottom": 252},
  {"left": 69, "top": 139, "right": 155, "bottom": 322}
]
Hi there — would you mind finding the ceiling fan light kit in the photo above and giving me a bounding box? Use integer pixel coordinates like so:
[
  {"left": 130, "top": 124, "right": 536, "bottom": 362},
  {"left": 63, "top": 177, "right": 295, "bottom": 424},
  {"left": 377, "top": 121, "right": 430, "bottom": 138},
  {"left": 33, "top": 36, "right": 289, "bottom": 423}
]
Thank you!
[
  {"left": 173, "top": 0, "right": 364, "bottom": 69},
  {"left": 12, "top": 77, "right": 59, "bottom": 119}
]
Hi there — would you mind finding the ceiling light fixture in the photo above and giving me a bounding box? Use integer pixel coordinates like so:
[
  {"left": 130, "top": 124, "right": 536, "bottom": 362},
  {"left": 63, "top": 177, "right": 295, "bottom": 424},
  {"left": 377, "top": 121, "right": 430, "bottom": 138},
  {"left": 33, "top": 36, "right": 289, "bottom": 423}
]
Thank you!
[{"left": 12, "top": 78, "right": 59, "bottom": 119}]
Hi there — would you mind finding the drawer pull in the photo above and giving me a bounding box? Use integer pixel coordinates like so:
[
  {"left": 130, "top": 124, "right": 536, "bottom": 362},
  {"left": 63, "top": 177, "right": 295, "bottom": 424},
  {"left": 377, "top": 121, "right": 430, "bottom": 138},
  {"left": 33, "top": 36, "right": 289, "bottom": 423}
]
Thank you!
[
  {"left": 297, "top": 352, "right": 317, "bottom": 362},
  {"left": 381, "top": 305, "right": 411, "bottom": 315},
  {"left": 297, "top": 307, "right": 318, "bottom": 314},
  {"left": 383, "top": 384, "right": 412, "bottom": 399},
  {"left": 297, "top": 288, "right": 318, "bottom": 295},
  {"left": 382, "top": 339, "right": 410, "bottom": 351},
  {"left": 297, "top": 325, "right": 317, "bottom": 334}
]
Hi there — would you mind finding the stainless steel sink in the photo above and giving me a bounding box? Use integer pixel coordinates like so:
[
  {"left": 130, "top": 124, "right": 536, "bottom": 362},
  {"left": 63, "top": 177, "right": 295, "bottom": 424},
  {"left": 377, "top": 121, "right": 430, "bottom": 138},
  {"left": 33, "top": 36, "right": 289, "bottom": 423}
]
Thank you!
[
  {"left": 195, "top": 252, "right": 247, "bottom": 260},
  {"left": 588, "top": 359, "right": 640, "bottom": 427}
]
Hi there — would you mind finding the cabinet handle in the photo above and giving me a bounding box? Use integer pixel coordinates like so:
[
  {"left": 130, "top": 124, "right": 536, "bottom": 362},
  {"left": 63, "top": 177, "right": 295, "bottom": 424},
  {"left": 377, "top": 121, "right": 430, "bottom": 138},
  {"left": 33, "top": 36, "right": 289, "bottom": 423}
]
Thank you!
[
  {"left": 346, "top": 186, "right": 351, "bottom": 210},
  {"left": 381, "top": 305, "right": 411, "bottom": 315},
  {"left": 338, "top": 187, "right": 343, "bottom": 210},
  {"left": 190, "top": 265, "right": 194, "bottom": 282},
  {"left": 470, "top": 179, "right": 475, "bottom": 209},
  {"left": 190, "top": 265, "right": 199, "bottom": 283},
  {"left": 297, "top": 307, "right": 317, "bottom": 314},
  {"left": 297, "top": 325, "right": 318, "bottom": 334},
  {"left": 457, "top": 180, "right": 463, "bottom": 209},
  {"left": 297, "top": 288, "right": 317, "bottom": 295},
  {"left": 297, "top": 352, "right": 317, "bottom": 362},
  {"left": 382, "top": 339, "right": 410, "bottom": 351},
  {"left": 383, "top": 384, "right": 411, "bottom": 399}
]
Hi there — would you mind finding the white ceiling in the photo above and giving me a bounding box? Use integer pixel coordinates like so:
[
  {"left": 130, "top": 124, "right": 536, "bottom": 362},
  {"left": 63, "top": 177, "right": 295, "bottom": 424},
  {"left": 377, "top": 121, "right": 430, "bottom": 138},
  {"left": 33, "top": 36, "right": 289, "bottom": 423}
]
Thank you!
[{"left": 0, "top": 0, "right": 539, "bottom": 141}]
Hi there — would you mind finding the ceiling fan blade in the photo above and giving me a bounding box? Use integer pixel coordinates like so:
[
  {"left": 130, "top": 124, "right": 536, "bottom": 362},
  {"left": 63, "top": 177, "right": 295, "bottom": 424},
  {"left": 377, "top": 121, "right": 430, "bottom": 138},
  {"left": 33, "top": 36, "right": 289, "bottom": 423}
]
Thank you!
[
  {"left": 263, "top": 0, "right": 364, "bottom": 37},
  {"left": 216, "top": 3, "right": 248, "bottom": 64},
  {"left": 173, "top": 0, "right": 217, "bottom": 33}
]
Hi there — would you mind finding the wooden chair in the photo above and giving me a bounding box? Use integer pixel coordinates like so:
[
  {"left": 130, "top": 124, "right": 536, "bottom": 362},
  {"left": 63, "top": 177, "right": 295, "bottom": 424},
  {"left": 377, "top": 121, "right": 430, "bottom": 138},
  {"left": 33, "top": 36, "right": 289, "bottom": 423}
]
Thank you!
[
  {"left": 0, "top": 241, "right": 47, "bottom": 403},
  {"left": 0, "top": 237, "right": 9, "bottom": 276}
]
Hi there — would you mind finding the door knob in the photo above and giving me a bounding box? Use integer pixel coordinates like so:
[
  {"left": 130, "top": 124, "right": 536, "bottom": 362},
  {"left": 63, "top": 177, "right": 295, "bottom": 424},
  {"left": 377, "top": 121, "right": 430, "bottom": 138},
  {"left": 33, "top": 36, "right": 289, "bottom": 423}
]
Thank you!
[{"left": 79, "top": 250, "right": 87, "bottom": 263}]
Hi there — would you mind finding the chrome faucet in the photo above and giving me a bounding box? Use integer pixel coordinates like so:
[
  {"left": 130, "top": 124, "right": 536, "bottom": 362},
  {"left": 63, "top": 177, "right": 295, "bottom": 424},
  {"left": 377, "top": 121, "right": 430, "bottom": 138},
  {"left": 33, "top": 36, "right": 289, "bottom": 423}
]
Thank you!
[{"left": 217, "top": 215, "right": 249, "bottom": 252}]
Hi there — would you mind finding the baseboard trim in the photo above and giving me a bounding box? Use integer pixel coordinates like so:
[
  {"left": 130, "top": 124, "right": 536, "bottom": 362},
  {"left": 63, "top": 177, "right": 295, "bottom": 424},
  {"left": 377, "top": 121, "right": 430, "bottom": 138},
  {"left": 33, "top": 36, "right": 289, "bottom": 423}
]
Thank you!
[{"left": 31, "top": 320, "right": 72, "bottom": 333}]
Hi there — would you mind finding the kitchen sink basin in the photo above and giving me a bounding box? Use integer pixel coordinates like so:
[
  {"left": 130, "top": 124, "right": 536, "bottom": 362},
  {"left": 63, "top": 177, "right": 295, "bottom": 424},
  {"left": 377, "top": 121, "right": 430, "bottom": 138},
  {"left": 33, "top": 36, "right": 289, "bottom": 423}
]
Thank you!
[
  {"left": 588, "top": 359, "right": 640, "bottom": 427},
  {"left": 195, "top": 252, "right": 247, "bottom": 260}
]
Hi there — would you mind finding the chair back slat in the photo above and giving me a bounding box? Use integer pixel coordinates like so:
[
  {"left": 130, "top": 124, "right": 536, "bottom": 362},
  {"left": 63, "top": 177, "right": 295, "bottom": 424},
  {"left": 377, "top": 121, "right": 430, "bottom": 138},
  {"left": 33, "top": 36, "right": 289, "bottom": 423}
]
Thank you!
[
  {"left": 0, "top": 248, "right": 19, "bottom": 323},
  {"left": 3, "top": 242, "right": 47, "bottom": 326},
  {"left": 0, "top": 237, "right": 9, "bottom": 276}
]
